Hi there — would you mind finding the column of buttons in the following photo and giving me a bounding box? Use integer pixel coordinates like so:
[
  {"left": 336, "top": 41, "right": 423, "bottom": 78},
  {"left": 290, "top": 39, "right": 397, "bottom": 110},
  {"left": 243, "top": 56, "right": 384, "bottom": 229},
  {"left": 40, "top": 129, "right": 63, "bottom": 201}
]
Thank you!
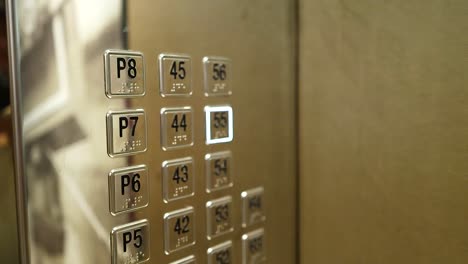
[
  {"left": 104, "top": 49, "right": 150, "bottom": 264},
  {"left": 111, "top": 219, "right": 150, "bottom": 264},
  {"left": 159, "top": 53, "right": 197, "bottom": 258}
]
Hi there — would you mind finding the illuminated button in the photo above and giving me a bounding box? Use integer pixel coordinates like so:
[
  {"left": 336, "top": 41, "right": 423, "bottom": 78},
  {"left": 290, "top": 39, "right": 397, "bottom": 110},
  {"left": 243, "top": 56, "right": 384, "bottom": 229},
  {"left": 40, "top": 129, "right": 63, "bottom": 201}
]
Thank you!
[
  {"left": 204, "top": 105, "right": 233, "bottom": 144},
  {"left": 161, "top": 107, "right": 194, "bottom": 150},
  {"left": 242, "top": 228, "right": 266, "bottom": 264},
  {"left": 106, "top": 109, "right": 147, "bottom": 157},
  {"left": 162, "top": 157, "right": 195, "bottom": 202},
  {"left": 206, "top": 196, "right": 234, "bottom": 239},
  {"left": 169, "top": 255, "right": 196, "bottom": 264},
  {"left": 207, "top": 241, "right": 233, "bottom": 264},
  {"left": 104, "top": 49, "right": 145, "bottom": 98},
  {"left": 109, "top": 165, "right": 149, "bottom": 215},
  {"left": 205, "top": 151, "right": 233, "bottom": 192},
  {"left": 241, "top": 187, "right": 266, "bottom": 227},
  {"left": 159, "top": 54, "right": 192, "bottom": 96},
  {"left": 111, "top": 219, "right": 150, "bottom": 264},
  {"left": 203, "top": 56, "right": 232, "bottom": 96},
  {"left": 164, "top": 207, "right": 196, "bottom": 254}
]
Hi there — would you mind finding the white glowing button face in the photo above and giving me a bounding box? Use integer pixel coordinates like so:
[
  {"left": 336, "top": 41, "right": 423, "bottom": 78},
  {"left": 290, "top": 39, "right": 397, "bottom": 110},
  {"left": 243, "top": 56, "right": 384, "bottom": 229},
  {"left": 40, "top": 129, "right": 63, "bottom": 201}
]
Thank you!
[{"left": 204, "top": 105, "right": 233, "bottom": 144}]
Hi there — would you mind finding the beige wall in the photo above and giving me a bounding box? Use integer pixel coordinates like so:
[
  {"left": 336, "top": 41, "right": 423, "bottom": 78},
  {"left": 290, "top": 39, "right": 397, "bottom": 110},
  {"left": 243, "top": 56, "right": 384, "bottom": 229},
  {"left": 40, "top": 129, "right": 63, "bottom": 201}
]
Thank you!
[{"left": 299, "top": 1, "right": 468, "bottom": 263}]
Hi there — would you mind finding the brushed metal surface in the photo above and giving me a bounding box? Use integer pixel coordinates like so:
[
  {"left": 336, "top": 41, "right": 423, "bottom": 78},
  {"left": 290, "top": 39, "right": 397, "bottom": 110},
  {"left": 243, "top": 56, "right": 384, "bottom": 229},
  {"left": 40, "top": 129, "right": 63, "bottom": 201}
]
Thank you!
[
  {"left": 299, "top": 1, "right": 468, "bottom": 263},
  {"left": 128, "top": 0, "right": 297, "bottom": 263},
  {"left": 7, "top": 0, "right": 296, "bottom": 263}
]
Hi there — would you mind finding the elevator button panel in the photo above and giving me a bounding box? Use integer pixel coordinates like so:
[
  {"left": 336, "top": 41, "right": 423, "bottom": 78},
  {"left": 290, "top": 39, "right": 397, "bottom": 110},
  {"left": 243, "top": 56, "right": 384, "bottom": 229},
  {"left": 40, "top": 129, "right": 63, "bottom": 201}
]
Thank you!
[
  {"left": 242, "top": 228, "right": 266, "bottom": 264},
  {"left": 205, "top": 151, "right": 233, "bottom": 192},
  {"left": 169, "top": 255, "right": 196, "bottom": 264},
  {"left": 103, "top": 50, "right": 267, "bottom": 262},
  {"left": 203, "top": 56, "right": 232, "bottom": 96},
  {"left": 241, "top": 187, "right": 266, "bottom": 227},
  {"left": 162, "top": 157, "right": 195, "bottom": 202},
  {"left": 206, "top": 196, "right": 234, "bottom": 239},
  {"left": 106, "top": 109, "right": 147, "bottom": 157},
  {"left": 111, "top": 219, "right": 150, "bottom": 264},
  {"left": 204, "top": 105, "right": 233, "bottom": 144},
  {"left": 207, "top": 241, "right": 233, "bottom": 264},
  {"left": 164, "top": 207, "right": 196, "bottom": 254},
  {"left": 161, "top": 107, "right": 194, "bottom": 150},
  {"left": 104, "top": 50, "right": 145, "bottom": 98},
  {"left": 159, "top": 54, "right": 192, "bottom": 96},
  {"left": 108, "top": 165, "right": 149, "bottom": 215}
]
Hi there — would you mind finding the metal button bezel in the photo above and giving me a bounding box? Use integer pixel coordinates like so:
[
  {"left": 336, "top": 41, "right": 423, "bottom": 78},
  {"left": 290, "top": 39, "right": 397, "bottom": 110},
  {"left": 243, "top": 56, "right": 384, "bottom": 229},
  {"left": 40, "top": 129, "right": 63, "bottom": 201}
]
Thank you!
[
  {"left": 162, "top": 157, "right": 195, "bottom": 203},
  {"left": 169, "top": 255, "right": 196, "bottom": 264},
  {"left": 158, "top": 53, "right": 192, "bottom": 97},
  {"left": 206, "top": 196, "right": 234, "bottom": 239},
  {"left": 242, "top": 228, "right": 266, "bottom": 264},
  {"left": 203, "top": 56, "right": 232, "bottom": 97},
  {"left": 108, "top": 165, "right": 149, "bottom": 216},
  {"left": 241, "top": 186, "right": 266, "bottom": 227},
  {"left": 207, "top": 240, "right": 233, "bottom": 264},
  {"left": 205, "top": 151, "right": 233, "bottom": 193},
  {"left": 106, "top": 109, "right": 147, "bottom": 157},
  {"left": 160, "top": 107, "right": 194, "bottom": 150},
  {"left": 163, "top": 207, "right": 196, "bottom": 254},
  {"left": 111, "top": 219, "right": 150, "bottom": 264},
  {"left": 104, "top": 49, "right": 146, "bottom": 98}
]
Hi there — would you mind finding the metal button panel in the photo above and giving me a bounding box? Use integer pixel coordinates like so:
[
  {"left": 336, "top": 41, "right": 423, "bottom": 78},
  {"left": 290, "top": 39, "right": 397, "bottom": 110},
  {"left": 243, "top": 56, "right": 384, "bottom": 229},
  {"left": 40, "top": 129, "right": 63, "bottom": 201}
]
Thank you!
[
  {"left": 206, "top": 196, "right": 234, "bottom": 239},
  {"left": 205, "top": 151, "right": 233, "bottom": 192},
  {"left": 111, "top": 219, "right": 150, "bottom": 264},
  {"left": 108, "top": 165, "right": 149, "bottom": 215},
  {"left": 164, "top": 207, "right": 196, "bottom": 254},
  {"left": 207, "top": 240, "right": 233, "bottom": 264},
  {"left": 106, "top": 109, "right": 147, "bottom": 157},
  {"left": 159, "top": 54, "right": 192, "bottom": 96},
  {"left": 169, "top": 255, "right": 196, "bottom": 264},
  {"left": 203, "top": 56, "right": 232, "bottom": 96},
  {"left": 161, "top": 107, "right": 194, "bottom": 150},
  {"left": 242, "top": 228, "right": 266, "bottom": 264},
  {"left": 241, "top": 187, "right": 266, "bottom": 228},
  {"left": 204, "top": 105, "right": 233, "bottom": 144},
  {"left": 162, "top": 157, "right": 195, "bottom": 202},
  {"left": 104, "top": 49, "right": 145, "bottom": 98}
]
